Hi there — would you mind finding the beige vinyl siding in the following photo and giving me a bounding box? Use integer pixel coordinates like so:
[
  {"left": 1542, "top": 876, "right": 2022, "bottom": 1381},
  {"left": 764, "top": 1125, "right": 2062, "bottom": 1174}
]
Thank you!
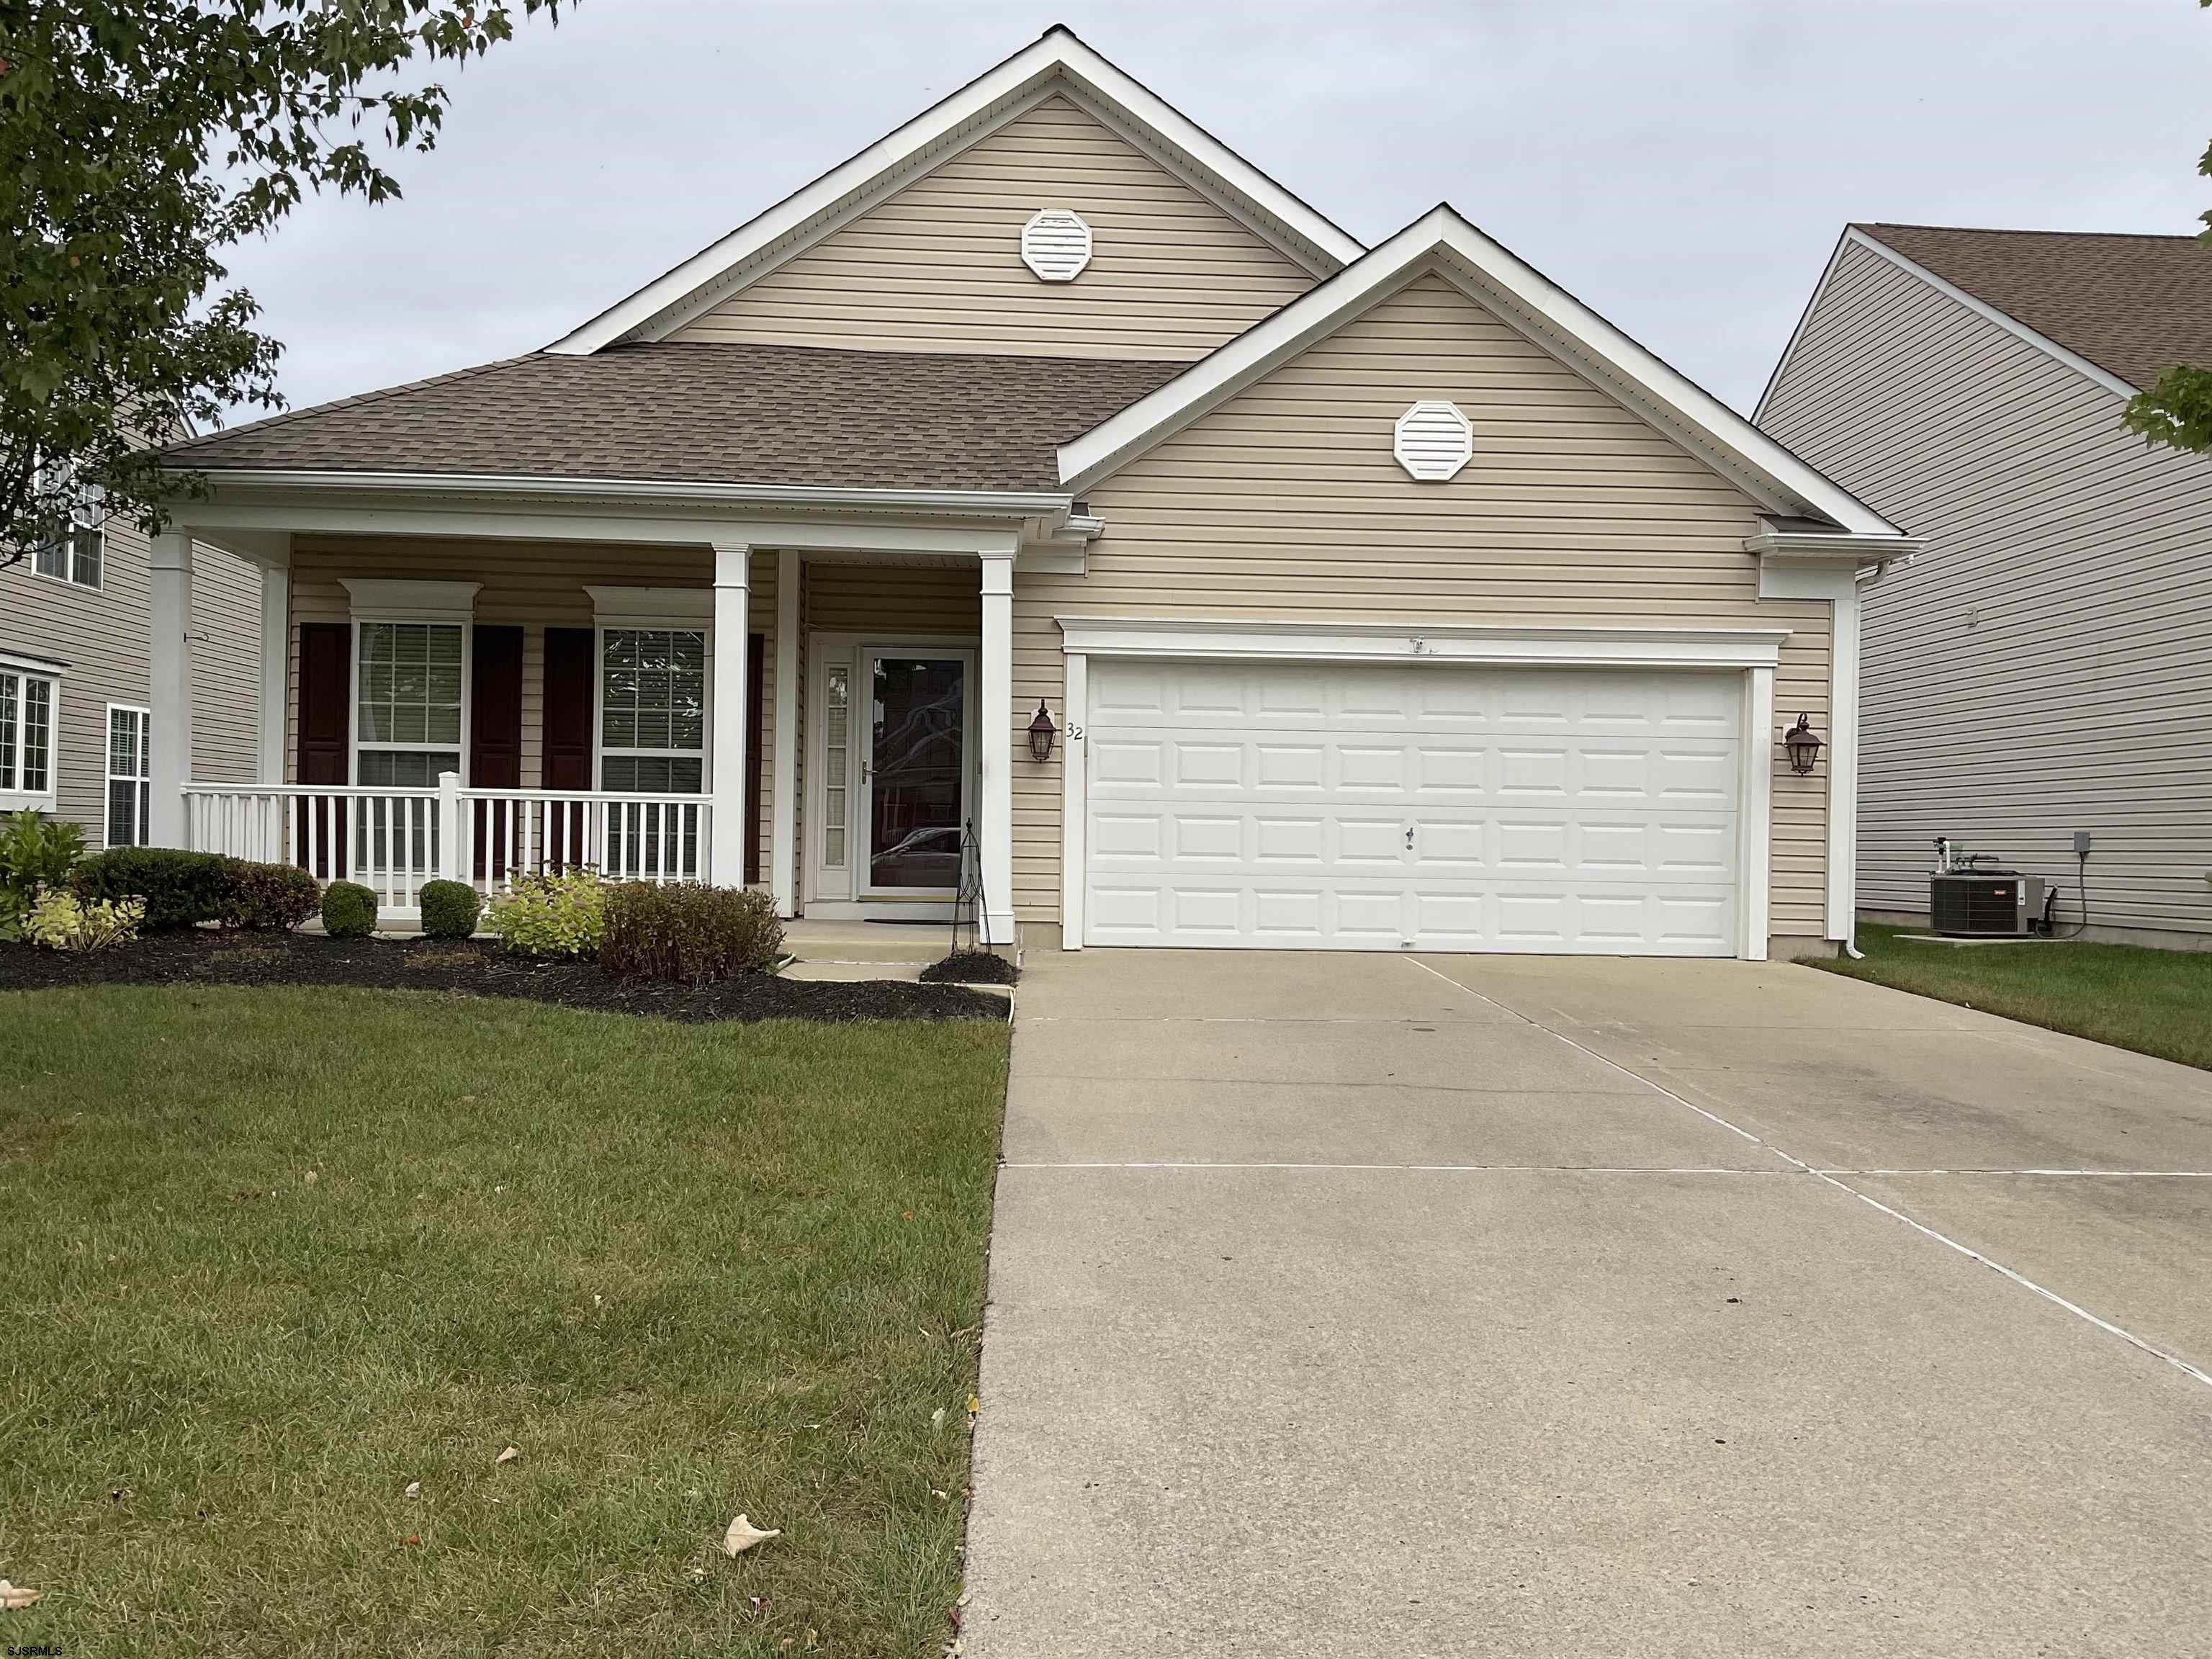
[
  {"left": 1761, "top": 238, "right": 2212, "bottom": 941},
  {"left": 1012, "top": 272, "right": 1830, "bottom": 938},
  {"left": 286, "top": 539, "right": 778, "bottom": 878},
  {"left": 670, "top": 94, "right": 1316, "bottom": 361},
  {"left": 803, "top": 561, "right": 979, "bottom": 637},
  {"left": 0, "top": 518, "right": 260, "bottom": 842}
]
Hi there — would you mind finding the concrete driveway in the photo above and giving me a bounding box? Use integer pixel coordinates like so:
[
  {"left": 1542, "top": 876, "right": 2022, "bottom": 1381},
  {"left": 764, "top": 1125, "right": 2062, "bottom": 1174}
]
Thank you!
[{"left": 965, "top": 950, "right": 2212, "bottom": 1658}]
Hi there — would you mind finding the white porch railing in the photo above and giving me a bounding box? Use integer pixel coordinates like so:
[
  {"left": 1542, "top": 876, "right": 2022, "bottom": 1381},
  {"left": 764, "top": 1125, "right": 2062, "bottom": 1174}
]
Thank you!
[{"left": 182, "top": 774, "right": 711, "bottom": 911}]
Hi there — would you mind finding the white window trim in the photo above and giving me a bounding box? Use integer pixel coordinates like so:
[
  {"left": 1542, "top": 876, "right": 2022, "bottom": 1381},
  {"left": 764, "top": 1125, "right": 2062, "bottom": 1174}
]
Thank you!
[
  {"left": 585, "top": 586, "right": 719, "bottom": 795},
  {"left": 104, "top": 702, "right": 152, "bottom": 850},
  {"left": 28, "top": 466, "right": 105, "bottom": 591},
  {"left": 1053, "top": 618, "right": 1786, "bottom": 961},
  {"left": 593, "top": 622, "right": 713, "bottom": 796},
  {"left": 346, "top": 613, "right": 474, "bottom": 789},
  {"left": 338, "top": 578, "right": 482, "bottom": 624},
  {"left": 0, "top": 657, "right": 63, "bottom": 814}
]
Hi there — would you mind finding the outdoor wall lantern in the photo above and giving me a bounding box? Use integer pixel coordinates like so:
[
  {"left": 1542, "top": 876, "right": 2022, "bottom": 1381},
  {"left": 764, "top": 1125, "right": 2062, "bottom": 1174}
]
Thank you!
[
  {"left": 1782, "top": 714, "right": 1825, "bottom": 775},
  {"left": 1028, "top": 701, "right": 1058, "bottom": 763}
]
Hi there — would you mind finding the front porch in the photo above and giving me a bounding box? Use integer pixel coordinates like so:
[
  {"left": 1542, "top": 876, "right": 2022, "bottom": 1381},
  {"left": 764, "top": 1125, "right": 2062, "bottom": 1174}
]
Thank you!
[{"left": 150, "top": 485, "right": 1076, "bottom": 945}]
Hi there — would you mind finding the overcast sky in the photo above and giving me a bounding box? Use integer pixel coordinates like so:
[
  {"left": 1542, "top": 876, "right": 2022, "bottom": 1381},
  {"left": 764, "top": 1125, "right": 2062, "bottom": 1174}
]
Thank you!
[{"left": 218, "top": 0, "right": 2212, "bottom": 421}]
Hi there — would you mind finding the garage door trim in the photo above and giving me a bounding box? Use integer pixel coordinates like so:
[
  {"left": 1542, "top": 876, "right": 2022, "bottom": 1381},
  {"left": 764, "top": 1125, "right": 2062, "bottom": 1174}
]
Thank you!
[{"left": 1058, "top": 619, "right": 1783, "bottom": 959}]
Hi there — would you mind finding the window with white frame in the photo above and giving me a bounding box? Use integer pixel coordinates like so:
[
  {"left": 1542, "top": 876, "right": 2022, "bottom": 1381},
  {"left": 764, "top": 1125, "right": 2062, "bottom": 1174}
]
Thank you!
[
  {"left": 0, "top": 664, "right": 60, "bottom": 807},
  {"left": 355, "top": 621, "right": 464, "bottom": 786},
  {"left": 30, "top": 458, "right": 104, "bottom": 589},
  {"left": 820, "top": 661, "right": 850, "bottom": 870},
  {"left": 600, "top": 628, "right": 706, "bottom": 793},
  {"left": 106, "top": 704, "right": 151, "bottom": 848}
]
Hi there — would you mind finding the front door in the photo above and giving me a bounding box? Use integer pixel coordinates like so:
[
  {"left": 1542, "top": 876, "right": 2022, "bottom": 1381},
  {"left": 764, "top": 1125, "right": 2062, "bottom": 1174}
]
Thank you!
[{"left": 860, "top": 649, "right": 974, "bottom": 896}]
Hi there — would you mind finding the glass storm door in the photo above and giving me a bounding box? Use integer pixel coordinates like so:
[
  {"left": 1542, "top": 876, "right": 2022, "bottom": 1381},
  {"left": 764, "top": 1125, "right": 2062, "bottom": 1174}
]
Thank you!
[{"left": 861, "top": 652, "right": 971, "bottom": 894}]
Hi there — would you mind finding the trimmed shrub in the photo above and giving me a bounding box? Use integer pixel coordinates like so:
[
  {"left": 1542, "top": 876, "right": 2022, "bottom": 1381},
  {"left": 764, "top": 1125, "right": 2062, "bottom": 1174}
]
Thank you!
[
  {"left": 0, "top": 809, "right": 86, "bottom": 938},
  {"left": 71, "top": 848, "right": 228, "bottom": 931},
  {"left": 418, "top": 879, "right": 482, "bottom": 940},
  {"left": 25, "top": 888, "right": 143, "bottom": 952},
  {"left": 485, "top": 868, "right": 606, "bottom": 958},
  {"left": 321, "top": 881, "right": 379, "bottom": 940},
  {"left": 601, "top": 882, "right": 783, "bottom": 985},
  {"left": 217, "top": 858, "right": 321, "bottom": 932}
]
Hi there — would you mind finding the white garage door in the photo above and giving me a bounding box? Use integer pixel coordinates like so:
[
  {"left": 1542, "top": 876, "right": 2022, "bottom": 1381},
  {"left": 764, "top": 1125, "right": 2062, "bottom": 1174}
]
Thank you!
[{"left": 1083, "top": 658, "right": 1742, "bottom": 955}]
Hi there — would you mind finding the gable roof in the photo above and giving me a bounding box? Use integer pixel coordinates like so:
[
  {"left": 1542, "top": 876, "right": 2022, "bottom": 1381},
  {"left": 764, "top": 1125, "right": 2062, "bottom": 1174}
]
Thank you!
[
  {"left": 161, "top": 342, "right": 1183, "bottom": 493},
  {"left": 1060, "top": 204, "right": 1906, "bottom": 539},
  {"left": 545, "top": 26, "right": 1362, "bottom": 357},
  {"left": 1849, "top": 224, "right": 2212, "bottom": 395}
]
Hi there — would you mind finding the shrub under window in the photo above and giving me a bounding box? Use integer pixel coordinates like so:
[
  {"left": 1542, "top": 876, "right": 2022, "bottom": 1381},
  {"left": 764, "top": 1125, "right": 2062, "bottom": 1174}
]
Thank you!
[
  {"left": 321, "top": 881, "right": 379, "bottom": 940},
  {"left": 601, "top": 882, "right": 783, "bottom": 985},
  {"left": 218, "top": 859, "right": 321, "bottom": 932},
  {"left": 485, "top": 868, "right": 606, "bottom": 958},
  {"left": 418, "top": 879, "right": 482, "bottom": 940},
  {"left": 71, "top": 848, "right": 228, "bottom": 931}
]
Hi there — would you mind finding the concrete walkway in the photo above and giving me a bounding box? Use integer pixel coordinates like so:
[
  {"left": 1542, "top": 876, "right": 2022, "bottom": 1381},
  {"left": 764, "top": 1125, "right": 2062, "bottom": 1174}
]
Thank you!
[{"left": 965, "top": 950, "right": 2212, "bottom": 1658}]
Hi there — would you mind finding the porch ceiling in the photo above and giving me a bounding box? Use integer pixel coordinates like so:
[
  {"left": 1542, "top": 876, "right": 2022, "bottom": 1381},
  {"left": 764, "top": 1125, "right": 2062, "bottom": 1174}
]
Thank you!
[{"left": 163, "top": 341, "right": 1184, "bottom": 494}]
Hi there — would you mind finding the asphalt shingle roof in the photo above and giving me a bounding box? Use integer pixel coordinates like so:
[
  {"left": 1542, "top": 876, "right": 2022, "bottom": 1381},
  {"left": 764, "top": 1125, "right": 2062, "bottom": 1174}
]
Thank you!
[
  {"left": 1857, "top": 223, "right": 2212, "bottom": 392},
  {"left": 162, "top": 341, "right": 1190, "bottom": 491}
]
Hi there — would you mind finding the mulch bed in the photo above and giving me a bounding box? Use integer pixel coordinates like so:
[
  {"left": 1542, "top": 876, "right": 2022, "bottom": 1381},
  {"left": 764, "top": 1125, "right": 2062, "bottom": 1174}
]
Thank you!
[
  {"left": 920, "top": 950, "right": 1020, "bottom": 986},
  {"left": 0, "top": 930, "right": 1007, "bottom": 1024}
]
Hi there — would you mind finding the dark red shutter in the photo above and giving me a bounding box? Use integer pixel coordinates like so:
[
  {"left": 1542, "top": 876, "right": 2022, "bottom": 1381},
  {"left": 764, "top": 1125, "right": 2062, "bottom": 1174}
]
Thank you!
[
  {"left": 541, "top": 627, "right": 595, "bottom": 791},
  {"left": 541, "top": 626, "right": 595, "bottom": 871},
  {"left": 295, "top": 623, "right": 351, "bottom": 880},
  {"left": 469, "top": 626, "right": 523, "bottom": 787},
  {"left": 297, "top": 624, "right": 351, "bottom": 784},
  {"left": 746, "top": 632, "right": 765, "bottom": 886},
  {"left": 469, "top": 626, "right": 525, "bottom": 881}
]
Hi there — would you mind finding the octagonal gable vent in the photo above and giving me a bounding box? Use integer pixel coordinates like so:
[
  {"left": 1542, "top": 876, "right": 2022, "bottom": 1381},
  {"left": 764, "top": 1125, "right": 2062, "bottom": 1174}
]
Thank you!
[
  {"left": 1021, "top": 209, "right": 1093, "bottom": 282},
  {"left": 1394, "top": 400, "right": 1474, "bottom": 482}
]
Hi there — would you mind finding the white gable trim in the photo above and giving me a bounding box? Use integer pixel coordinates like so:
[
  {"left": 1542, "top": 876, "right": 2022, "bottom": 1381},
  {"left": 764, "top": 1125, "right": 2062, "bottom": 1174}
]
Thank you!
[
  {"left": 1060, "top": 206, "right": 1907, "bottom": 540},
  {"left": 546, "top": 27, "right": 1362, "bottom": 356},
  {"left": 1755, "top": 226, "right": 2139, "bottom": 421}
]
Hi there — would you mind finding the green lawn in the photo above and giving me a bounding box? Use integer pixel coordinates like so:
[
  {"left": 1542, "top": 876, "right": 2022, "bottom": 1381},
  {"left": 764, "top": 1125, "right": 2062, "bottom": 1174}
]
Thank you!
[
  {"left": 1811, "top": 922, "right": 2212, "bottom": 1071},
  {"left": 0, "top": 986, "right": 1009, "bottom": 1657}
]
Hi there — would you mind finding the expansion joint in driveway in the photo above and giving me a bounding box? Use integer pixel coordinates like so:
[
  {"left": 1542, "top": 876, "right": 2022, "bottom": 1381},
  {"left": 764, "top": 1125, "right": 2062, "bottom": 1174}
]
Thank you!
[{"left": 1403, "top": 956, "right": 2212, "bottom": 1393}]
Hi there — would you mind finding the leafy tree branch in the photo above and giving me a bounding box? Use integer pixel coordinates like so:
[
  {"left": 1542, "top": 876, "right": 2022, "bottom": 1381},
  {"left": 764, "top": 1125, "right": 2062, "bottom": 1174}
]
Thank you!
[{"left": 0, "top": 0, "right": 564, "bottom": 568}]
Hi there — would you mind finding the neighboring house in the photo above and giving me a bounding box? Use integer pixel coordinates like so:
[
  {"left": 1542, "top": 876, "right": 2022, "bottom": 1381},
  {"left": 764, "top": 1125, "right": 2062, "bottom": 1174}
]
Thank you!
[
  {"left": 0, "top": 492, "right": 260, "bottom": 848},
  {"left": 1759, "top": 224, "right": 2212, "bottom": 949},
  {"left": 150, "top": 26, "right": 1912, "bottom": 959}
]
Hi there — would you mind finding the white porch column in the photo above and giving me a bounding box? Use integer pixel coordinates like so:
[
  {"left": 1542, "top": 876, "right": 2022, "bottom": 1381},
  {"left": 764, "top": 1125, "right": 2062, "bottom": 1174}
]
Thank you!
[
  {"left": 770, "top": 548, "right": 801, "bottom": 917},
  {"left": 979, "top": 547, "right": 1016, "bottom": 946},
  {"left": 710, "top": 542, "right": 751, "bottom": 887},
  {"left": 258, "top": 560, "right": 289, "bottom": 784},
  {"left": 147, "top": 531, "right": 194, "bottom": 848}
]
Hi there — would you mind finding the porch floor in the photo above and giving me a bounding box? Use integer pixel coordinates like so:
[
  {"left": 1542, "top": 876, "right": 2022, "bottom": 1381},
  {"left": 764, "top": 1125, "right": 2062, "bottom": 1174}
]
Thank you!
[{"left": 779, "top": 918, "right": 959, "bottom": 983}]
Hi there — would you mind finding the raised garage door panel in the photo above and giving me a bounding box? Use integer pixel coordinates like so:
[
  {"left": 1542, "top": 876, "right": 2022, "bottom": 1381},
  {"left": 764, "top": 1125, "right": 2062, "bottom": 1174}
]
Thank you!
[{"left": 1084, "top": 660, "right": 1740, "bottom": 954}]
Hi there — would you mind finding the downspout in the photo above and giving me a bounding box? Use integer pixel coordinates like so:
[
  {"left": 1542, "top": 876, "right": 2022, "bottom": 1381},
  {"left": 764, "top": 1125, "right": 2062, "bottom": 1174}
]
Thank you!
[{"left": 1836, "top": 553, "right": 1912, "bottom": 960}]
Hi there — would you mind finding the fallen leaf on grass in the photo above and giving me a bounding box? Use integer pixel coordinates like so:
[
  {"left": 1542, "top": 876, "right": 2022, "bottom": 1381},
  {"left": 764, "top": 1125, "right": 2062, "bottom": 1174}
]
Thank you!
[
  {"left": 495, "top": 1445, "right": 520, "bottom": 1465},
  {"left": 0, "top": 1580, "right": 41, "bottom": 1611},
  {"left": 722, "top": 1515, "right": 781, "bottom": 1557}
]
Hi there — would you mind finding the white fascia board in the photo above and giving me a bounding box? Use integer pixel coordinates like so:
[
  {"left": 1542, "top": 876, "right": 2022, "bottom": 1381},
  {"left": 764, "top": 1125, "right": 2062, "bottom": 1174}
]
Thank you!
[
  {"left": 1820, "top": 228, "right": 2139, "bottom": 405},
  {"left": 544, "top": 27, "right": 1361, "bottom": 356},
  {"left": 1060, "top": 206, "right": 1907, "bottom": 540},
  {"left": 1056, "top": 616, "right": 1790, "bottom": 670},
  {"left": 167, "top": 469, "right": 1073, "bottom": 518},
  {"left": 1744, "top": 523, "right": 1925, "bottom": 561}
]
